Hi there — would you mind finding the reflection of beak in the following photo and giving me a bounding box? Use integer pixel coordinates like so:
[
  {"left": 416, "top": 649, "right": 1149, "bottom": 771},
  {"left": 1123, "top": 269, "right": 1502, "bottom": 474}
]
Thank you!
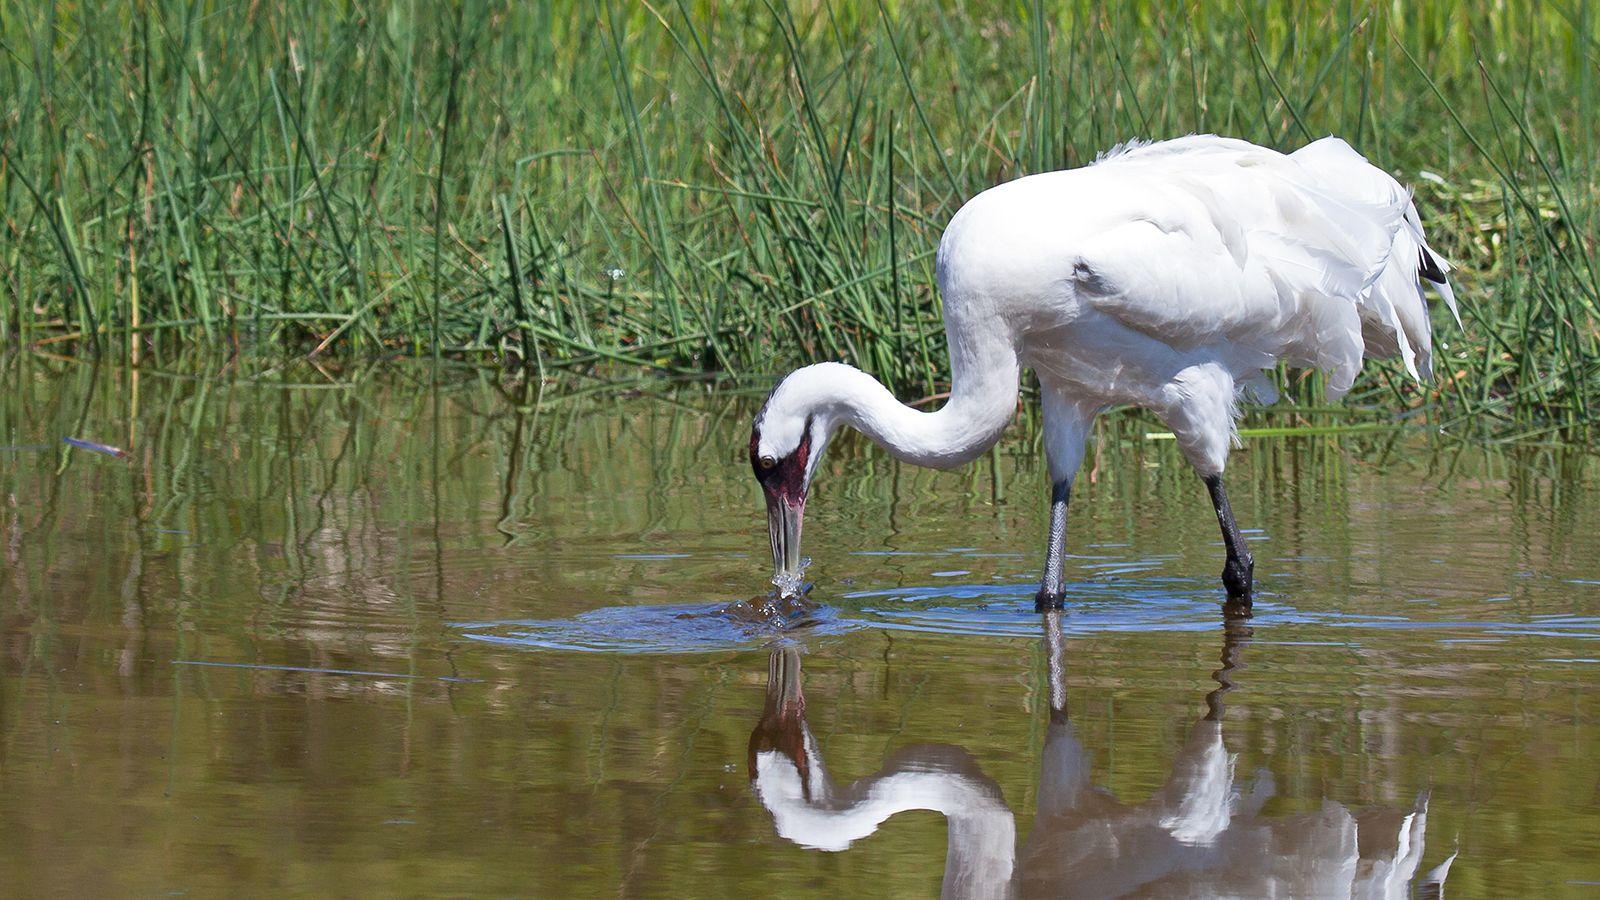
[
  {"left": 748, "top": 648, "right": 809, "bottom": 788},
  {"left": 767, "top": 647, "right": 804, "bottom": 722},
  {"left": 764, "top": 490, "right": 805, "bottom": 579}
]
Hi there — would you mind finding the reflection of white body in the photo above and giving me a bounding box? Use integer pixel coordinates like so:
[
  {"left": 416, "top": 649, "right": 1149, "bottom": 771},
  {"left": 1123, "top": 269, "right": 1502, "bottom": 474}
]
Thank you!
[
  {"left": 1016, "top": 717, "right": 1438, "bottom": 898},
  {"left": 749, "top": 622, "right": 1454, "bottom": 899}
]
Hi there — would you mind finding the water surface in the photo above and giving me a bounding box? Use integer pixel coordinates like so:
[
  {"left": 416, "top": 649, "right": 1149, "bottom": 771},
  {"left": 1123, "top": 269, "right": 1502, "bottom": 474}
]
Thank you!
[{"left": 2, "top": 356, "right": 1597, "bottom": 895}]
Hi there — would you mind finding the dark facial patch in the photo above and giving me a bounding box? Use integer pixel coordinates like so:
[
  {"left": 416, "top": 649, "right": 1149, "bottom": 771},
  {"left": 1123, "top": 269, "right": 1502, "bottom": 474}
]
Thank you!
[
  {"left": 750, "top": 419, "right": 812, "bottom": 508},
  {"left": 747, "top": 691, "right": 810, "bottom": 793}
]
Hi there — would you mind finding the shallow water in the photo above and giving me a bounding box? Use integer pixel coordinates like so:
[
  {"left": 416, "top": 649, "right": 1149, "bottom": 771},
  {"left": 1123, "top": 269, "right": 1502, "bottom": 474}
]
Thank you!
[{"left": 2, "top": 356, "right": 1598, "bottom": 896}]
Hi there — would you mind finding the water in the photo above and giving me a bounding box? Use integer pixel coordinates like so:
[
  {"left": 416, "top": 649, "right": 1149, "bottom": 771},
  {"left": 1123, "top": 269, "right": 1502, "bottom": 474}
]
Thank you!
[{"left": 2, "top": 356, "right": 1598, "bottom": 896}]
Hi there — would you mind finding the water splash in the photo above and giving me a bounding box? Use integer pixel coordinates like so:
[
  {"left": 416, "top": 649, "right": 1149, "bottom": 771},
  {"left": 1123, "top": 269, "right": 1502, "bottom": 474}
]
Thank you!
[{"left": 771, "top": 556, "right": 812, "bottom": 600}]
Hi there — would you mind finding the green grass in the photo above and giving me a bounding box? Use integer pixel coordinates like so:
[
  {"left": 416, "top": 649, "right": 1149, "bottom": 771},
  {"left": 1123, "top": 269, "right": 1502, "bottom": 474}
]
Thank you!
[{"left": 3, "top": 1, "right": 1598, "bottom": 436}]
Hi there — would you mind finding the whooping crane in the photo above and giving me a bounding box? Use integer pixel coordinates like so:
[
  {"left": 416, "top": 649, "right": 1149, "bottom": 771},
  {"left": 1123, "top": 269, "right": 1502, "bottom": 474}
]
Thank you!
[{"left": 751, "top": 135, "right": 1458, "bottom": 608}]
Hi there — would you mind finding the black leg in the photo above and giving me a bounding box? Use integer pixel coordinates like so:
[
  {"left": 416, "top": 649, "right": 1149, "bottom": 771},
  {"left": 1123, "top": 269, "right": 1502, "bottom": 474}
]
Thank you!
[
  {"left": 1203, "top": 474, "right": 1253, "bottom": 602},
  {"left": 1034, "top": 479, "right": 1072, "bottom": 612}
]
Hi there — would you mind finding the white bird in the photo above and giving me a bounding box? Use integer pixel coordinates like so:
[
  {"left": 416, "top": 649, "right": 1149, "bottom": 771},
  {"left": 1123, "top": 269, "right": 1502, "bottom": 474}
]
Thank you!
[{"left": 751, "top": 134, "right": 1458, "bottom": 606}]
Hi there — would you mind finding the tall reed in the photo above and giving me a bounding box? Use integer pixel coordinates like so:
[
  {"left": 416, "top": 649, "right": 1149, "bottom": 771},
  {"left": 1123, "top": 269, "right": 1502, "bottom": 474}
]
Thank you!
[{"left": 3, "top": 1, "right": 1596, "bottom": 435}]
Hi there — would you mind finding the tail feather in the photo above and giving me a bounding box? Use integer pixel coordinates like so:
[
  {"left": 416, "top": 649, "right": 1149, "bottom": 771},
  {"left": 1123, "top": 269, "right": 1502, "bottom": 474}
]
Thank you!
[
  {"left": 1405, "top": 202, "right": 1462, "bottom": 328},
  {"left": 1289, "top": 137, "right": 1459, "bottom": 383},
  {"left": 1418, "top": 248, "right": 1447, "bottom": 284}
]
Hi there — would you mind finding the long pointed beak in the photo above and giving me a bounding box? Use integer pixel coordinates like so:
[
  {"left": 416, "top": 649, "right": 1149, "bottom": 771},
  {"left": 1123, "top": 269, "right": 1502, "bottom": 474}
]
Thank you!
[{"left": 764, "top": 491, "right": 805, "bottom": 586}]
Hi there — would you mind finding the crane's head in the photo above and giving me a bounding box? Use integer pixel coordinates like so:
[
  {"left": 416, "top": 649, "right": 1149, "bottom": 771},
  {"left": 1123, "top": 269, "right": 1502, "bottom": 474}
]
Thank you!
[
  {"left": 750, "top": 370, "right": 839, "bottom": 583},
  {"left": 750, "top": 413, "right": 816, "bottom": 583}
]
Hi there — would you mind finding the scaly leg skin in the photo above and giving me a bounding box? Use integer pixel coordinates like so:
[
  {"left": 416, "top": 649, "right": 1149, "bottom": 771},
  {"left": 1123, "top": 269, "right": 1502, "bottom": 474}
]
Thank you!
[
  {"left": 1036, "top": 389, "right": 1094, "bottom": 613},
  {"left": 1034, "top": 479, "right": 1072, "bottom": 612},
  {"left": 1203, "top": 473, "right": 1254, "bottom": 603}
]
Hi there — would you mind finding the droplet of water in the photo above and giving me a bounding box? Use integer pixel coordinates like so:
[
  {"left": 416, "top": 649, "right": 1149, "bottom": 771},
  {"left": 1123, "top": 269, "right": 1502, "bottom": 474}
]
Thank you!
[{"left": 771, "top": 556, "right": 811, "bottom": 599}]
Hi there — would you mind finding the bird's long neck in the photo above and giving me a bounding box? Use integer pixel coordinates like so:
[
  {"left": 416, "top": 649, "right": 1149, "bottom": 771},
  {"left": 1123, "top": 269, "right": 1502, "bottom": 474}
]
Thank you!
[{"left": 835, "top": 322, "right": 1020, "bottom": 469}]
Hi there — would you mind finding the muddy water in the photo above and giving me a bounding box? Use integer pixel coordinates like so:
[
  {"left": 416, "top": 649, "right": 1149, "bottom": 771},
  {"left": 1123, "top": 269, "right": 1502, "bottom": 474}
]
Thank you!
[{"left": 1, "top": 356, "right": 1597, "bottom": 896}]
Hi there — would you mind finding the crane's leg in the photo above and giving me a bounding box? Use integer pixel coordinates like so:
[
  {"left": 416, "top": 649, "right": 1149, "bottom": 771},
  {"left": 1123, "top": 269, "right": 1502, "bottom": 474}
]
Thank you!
[
  {"left": 1036, "top": 391, "right": 1095, "bottom": 612},
  {"left": 1036, "top": 477, "right": 1073, "bottom": 611},
  {"left": 1203, "top": 473, "right": 1253, "bottom": 602},
  {"left": 1156, "top": 364, "right": 1256, "bottom": 603}
]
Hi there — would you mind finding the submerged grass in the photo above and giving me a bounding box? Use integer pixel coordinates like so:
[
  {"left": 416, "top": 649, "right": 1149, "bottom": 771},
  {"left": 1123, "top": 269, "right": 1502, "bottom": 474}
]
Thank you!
[{"left": 2, "top": 1, "right": 1598, "bottom": 435}]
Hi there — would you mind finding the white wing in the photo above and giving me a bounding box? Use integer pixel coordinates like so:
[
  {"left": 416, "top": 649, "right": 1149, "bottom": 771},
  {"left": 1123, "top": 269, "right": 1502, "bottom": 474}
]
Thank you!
[{"left": 1078, "top": 135, "right": 1457, "bottom": 397}]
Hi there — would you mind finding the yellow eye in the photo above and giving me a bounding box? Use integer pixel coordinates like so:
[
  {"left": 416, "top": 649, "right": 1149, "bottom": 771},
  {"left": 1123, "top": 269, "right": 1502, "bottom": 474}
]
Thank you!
[{"left": 760, "top": 455, "right": 777, "bottom": 470}]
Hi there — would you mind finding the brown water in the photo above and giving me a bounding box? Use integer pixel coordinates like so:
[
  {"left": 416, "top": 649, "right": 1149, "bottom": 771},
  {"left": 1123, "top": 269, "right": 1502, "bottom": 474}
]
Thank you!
[{"left": 2, "top": 356, "right": 1598, "bottom": 897}]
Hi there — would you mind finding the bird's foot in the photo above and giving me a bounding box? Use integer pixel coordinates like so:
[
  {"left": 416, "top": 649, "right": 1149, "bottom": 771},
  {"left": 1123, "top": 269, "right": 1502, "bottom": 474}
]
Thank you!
[
  {"left": 1034, "top": 588, "right": 1066, "bottom": 612},
  {"left": 1221, "top": 557, "right": 1254, "bottom": 603},
  {"left": 1221, "top": 596, "right": 1254, "bottom": 622}
]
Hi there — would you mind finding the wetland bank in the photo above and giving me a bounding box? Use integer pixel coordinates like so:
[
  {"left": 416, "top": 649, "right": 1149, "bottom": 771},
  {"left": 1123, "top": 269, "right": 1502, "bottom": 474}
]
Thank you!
[{"left": 1, "top": 356, "right": 1597, "bottom": 895}]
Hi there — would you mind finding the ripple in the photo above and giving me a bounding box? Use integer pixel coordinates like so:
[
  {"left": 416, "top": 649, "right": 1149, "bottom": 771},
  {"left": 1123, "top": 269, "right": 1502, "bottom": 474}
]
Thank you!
[
  {"left": 450, "top": 600, "right": 863, "bottom": 654},
  {"left": 844, "top": 578, "right": 1600, "bottom": 641},
  {"left": 849, "top": 579, "right": 1229, "bottom": 638},
  {"left": 452, "top": 572, "right": 1600, "bottom": 654}
]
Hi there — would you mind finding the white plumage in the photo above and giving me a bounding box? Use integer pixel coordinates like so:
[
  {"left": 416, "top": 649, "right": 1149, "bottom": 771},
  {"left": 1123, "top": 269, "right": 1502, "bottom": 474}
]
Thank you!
[{"left": 751, "top": 134, "right": 1457, "bottom": 604}]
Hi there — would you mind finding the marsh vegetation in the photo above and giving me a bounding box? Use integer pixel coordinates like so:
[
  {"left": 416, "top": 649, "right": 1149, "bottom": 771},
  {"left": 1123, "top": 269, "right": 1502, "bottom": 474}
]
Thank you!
[{"left": 5, "top": 1, "right": 1598, "bottom": 435}]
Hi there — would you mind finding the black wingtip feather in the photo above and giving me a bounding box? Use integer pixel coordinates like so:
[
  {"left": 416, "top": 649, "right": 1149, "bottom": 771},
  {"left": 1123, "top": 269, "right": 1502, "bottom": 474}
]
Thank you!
[{"left": 1418, "top": 248, "right": 1447, "bottom": 284}]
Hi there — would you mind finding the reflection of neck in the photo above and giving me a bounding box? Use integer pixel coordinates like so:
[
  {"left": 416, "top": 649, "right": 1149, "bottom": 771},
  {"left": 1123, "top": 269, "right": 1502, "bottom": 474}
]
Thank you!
[
  {"left": 749, "top": 649, "right": 1017, "bottom": 899},
  {"left": 754, "top": 749, "right": 1017, "bottom": 897}
]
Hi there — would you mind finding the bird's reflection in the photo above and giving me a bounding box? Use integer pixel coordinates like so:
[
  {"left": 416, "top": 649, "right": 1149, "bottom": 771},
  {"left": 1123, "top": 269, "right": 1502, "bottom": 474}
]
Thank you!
[{"left": 748, "top": 604, "right": 1455, "bottom": 899}]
